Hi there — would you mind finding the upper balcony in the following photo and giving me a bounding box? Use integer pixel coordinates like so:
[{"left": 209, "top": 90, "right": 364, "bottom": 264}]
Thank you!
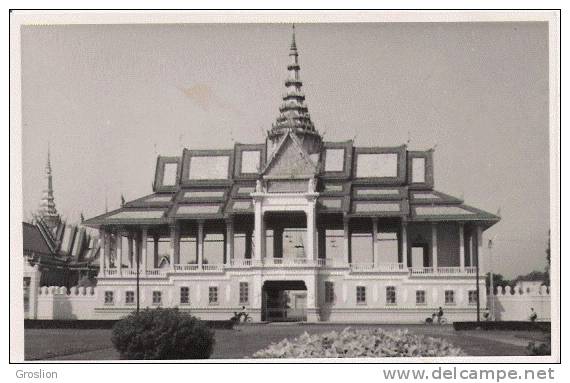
[{"left": 100, "top": 263, "right": 478, "bottom": 278}]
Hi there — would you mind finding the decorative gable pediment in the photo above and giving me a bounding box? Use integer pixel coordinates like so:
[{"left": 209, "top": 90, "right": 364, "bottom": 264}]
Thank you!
[{"left": 263, "top": 132, "right": 319, "bottom": 179}]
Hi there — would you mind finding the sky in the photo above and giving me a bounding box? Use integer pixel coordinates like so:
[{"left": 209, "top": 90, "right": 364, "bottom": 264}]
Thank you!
[{"left": 20, "top": 22, "right": 550, "bottom": 278}]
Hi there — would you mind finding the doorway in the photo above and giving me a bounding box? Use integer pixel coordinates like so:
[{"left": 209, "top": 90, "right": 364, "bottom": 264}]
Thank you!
[{"left": 261, "top": 280, "right": 307, "bottom": 322}]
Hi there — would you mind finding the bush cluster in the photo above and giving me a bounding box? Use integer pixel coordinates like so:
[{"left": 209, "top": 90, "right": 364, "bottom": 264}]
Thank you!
[
  {"left": 252, "top": 327, "right": 464, "bottom": 358},
  {"left": 112, "top": 308, "right": 215, "bottom": 360},
  {"left": 527, "top": 333, "right": 551, "bottom": 356}
]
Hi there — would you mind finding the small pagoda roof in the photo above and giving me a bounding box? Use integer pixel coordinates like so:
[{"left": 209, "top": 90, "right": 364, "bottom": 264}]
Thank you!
[{"left": 23, "top": 222, "right": 53, "bottom": 256}]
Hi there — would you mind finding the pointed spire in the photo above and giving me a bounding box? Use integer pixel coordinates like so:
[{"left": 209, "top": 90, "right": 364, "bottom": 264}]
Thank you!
[
  {"left": 290, "top": 24, "right": 297, "bottom": 51},
  {"left": 269, "top": 25, "right": 320, "bottom": 145},
  {"left": 37, "top": 145, "right": 60, "bottom": 230}
]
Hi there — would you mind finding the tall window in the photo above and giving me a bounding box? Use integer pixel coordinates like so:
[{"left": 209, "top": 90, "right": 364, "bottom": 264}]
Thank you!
[
  {"left": 386, "top": 286, "right": 396, "bottom": 305},
  {"left": 239, "top": 282, "right": 249, "bottom": 304},
  {"left": 152, "top": 291, "right": 162, "bottom": 305},
  {"left": 125, "top": 291, "right": 135, "bottom": 305},
  {"left": 445, "top": 290, "right": 455, "bottom": 305},
  {"left": 104, "top": 291, "right": 114, "bottom": 305},
  {"left": 209, "top": 287, "right": 218, "bottom": 304},
  {"left": 356, "top": 286, "right": 366, "bottom": 304},
  {"left": 180, "top": 287, "right": 190, "bottom": 304},
  {"left": 468, "top": 290, "right": 477, "bottom": 305},
  {"left": 324, "top": 282, "right": 335, "bottom": 304},
  {"left": 416, "top": 290, "right": 426, "bottom": 305}
]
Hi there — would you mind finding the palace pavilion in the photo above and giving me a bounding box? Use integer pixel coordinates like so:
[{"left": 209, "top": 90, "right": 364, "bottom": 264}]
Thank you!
[{"left": 77, "top": 28, "right": 499, "bottom": 322}]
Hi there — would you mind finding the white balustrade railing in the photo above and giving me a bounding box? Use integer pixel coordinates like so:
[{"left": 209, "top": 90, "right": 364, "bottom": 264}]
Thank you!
[
  {"left": 105, "top": 269, "right": 118, "bottom": 276},
  {"left": 409, "top": 266, "right": 478, "bottom": 276},
  {"left": 350, "top": 263, "right": 375, "bottom": 272},
  {"left": 174, "top": 264, "right": 199, "bottom": 272},
  {"left": 376, "top": 263, "right": 405, "bottom": 272},
  {"left": 202, "top": 264, "right": 224, "bottom": 272}
]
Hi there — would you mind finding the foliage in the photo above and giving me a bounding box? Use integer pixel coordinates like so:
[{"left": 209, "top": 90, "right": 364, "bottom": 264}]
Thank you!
[
  {"left": 527, "top": 333, "right": 551, "bottom": 356},
  {"left": 485, "top": 273, "right": 512, "bottom": 291},
  {"left": 252, "top": 327, "right": 464, "bottom": 358},
  {"left": 111, "top": 308, "right": 215, "bottom": 360},
  {"left": 76, "top": 275, "right": 97, "bottom": 287}
]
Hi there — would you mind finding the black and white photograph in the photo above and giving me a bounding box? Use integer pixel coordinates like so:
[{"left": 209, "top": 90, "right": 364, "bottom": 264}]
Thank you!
[{"left": 9, "top": 9, "right": 560, "bottom": 369}]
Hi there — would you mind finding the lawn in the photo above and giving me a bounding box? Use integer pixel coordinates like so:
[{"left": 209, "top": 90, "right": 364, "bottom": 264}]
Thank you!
[{"left": 25, "top": 324, "right": 542, "bottom": 361}]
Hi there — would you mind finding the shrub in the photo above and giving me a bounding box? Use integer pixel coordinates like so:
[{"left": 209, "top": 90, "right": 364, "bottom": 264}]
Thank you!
[
  {"left": 112, "top": 308, "right": 215, "bottom": 359},
  {"left": 252, "top": 327, "right": 464, "bottom": 358},
  {"left": 527, "top": 333, "right": 551, "bottom": 356}
]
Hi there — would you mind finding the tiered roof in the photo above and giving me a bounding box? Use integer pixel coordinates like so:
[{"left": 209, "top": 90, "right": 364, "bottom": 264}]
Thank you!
[{"left": 83, "top": 26, "right": 499, "bottom": 229}]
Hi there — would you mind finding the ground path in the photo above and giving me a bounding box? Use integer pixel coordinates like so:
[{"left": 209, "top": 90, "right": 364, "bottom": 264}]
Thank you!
[{"left": 25, "top": 323, "right": 542, "bottom": 360}]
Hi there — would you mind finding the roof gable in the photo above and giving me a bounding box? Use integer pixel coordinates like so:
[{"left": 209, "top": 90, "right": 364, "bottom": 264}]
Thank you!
[{"left": 263, "top": 132, "right": 319, "bottom": 178}]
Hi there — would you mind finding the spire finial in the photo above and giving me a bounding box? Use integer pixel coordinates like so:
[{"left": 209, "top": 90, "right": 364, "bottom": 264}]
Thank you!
[{"left": 290, "top": 24, "right": 297, "bottom": 51}]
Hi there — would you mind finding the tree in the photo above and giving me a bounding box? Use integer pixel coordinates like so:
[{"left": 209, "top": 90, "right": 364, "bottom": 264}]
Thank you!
[{"left": 485, "top": 272, "right": 511, "bottom": 292}]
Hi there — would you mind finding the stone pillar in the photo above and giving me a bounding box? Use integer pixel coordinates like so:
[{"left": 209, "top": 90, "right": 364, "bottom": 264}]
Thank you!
[
  {"left": 401, "top": 221, "right": 408, "bottom": 268},
  {"left": 343, "top": 216, "right": 351, "bottom": 265},
  {"left": 197, "top": 220, "right": 204, "bottom": 269},
  {"left": 245, "top": 228, "right": 253, "bottom": 259},
  {"left": 153, "top": 235, "right": 159, "bottom": 269},
  {"left": 305, "top": 274, "right": 320, "bottom": 322},
  {"left": 27, "top": 263, "right": 41, "bottom": 320},
  {"left": 306, "top": 202, "right": 317, "bottom": 261},
  {"left": 174, "top": 224, "right": 181, "bottom": 265},
  {"left": 431, "top": 223, "right": 438, "bottom": 270},
  {"left": 372, "top": 218, "right": 379, "bottom": 268},
  {"left": 477, "top": 226, "right": 484, "bottom": 274},
  {"left": 141, "top": 227, "right": 148, "bottom": 275},
  {"left": 469, "top": 233, "right": 474, "bottom": 267},
  {"left": 98, "top": 229, "right": 106, "bottom": 276},
  {"left": 226, "top": 218, "right": 234, "bottom": 265},
  {"left": 254, "top": 200, "right": 265, "bottom": 261},
  {"left": 317, "top": 227, "right": 326, "bottom": 260},
  {"left": 116, "top": 232, "right": 123, "bottom": 276},
  {"left": 169, "top": 223, "right": 177, "bottom": 270},
  {"left": 104, "top": 231, "right": 111, "bottom": 274},
  {"left": 273, "top": 225, "right": 283, "bottom": 259},
  {"left": 459, "top": 223, "right": 465, "bottom": 271},
  {"left": 127, "top": 233, "right": 134, "bottom": 269}
]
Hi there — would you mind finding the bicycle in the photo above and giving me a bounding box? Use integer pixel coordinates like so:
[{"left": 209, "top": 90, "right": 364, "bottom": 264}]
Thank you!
[{"left": 424, "top": 313, "right": 447, "bottom": 325}]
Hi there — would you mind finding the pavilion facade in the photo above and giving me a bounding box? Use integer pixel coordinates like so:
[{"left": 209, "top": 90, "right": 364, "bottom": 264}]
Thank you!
[{"left": 82, "top": 29, "right": 499, "bottom": 322}]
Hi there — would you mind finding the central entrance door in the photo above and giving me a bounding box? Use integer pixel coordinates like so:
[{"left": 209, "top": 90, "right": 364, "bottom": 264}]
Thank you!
[{"left": 262, "top": 280, "right": 307, "bottom": 322}]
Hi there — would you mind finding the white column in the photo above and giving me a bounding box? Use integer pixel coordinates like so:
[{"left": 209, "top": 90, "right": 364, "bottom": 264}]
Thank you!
[
  {"left": 174, "top": 224, "right": 181, "bottom": 265},
  {"left": 459, "top": 223, "right": 465, "bottom": 271},
  {"left": 153, "top": 235, "right": 159, "bottom": 269},
  {"left": 141, "top": 227, "right": 148, "bottom": 275},
  {"left": 477, "top": 225, "right": 484, "bottom": 274},
  {"left": 401, "top": 222, "right": 408, "bottom": 268},
  {"left": 431, "top": 223, "right": 438, "bottom": 270},
  {"left": 116, "top": 233, "right": 123, "bottom": 276},
  {"left": 169, "top": 224, "right": 176, "bottom": 270},
  {"left": 197, "top": 220, "right": 204, "bottom": 269},
  {"left": 306, "top": 202, "right": 317, "bottom": 261},
  {"left": 127, "top": 233, "right": 133, "bottom": 269},
  {"left": 343, "top": 217, "right": 350, "bottom": 265},
  {"left": 98, "top": 229, "right": 106, "bottom": 276},
  {"left": 104, "top": 231, "right": 111, "bottom": 274},
  {"left": 226, "top": 218, "right": 234, "bottom": 265},
  {"left": 254, "top": 200, "right": 265, "bottom": 261},
  {"left": 372, "top": 218, "right": 379, "bottom": 268},
  {"left": 469, "top": 233, "right": 474, "bottom": 267}
]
